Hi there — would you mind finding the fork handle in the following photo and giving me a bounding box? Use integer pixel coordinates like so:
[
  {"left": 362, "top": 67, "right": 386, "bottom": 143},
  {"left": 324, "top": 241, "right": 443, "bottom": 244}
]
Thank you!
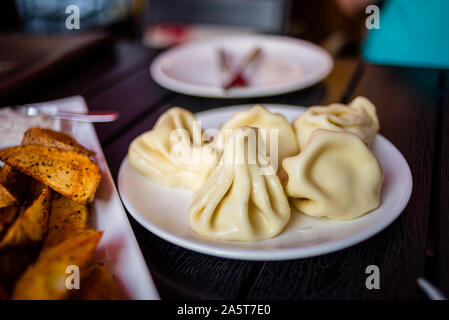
[{"left": 49, "top": 111, "right": 120, "bottom": 122}]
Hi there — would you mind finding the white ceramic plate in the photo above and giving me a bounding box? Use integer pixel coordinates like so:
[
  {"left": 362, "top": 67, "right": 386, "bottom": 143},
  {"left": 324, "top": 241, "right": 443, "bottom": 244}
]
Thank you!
[
  {"left": 150, "top": 34, "right": 333, "bottom": 98},
  {"left": 1, "top": 96, "right": 159, "bottom": 299},
  {"left": 118, "top": 104, "right": 413, "bottom": 261}
]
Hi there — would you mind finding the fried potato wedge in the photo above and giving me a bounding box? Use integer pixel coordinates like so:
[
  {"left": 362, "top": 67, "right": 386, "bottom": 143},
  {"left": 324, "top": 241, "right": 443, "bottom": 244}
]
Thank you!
[
  {"left": 0, "top": 165, "right": 30, "bottom": 203},
  {"left": 12, "top": 229, "right": 102, "bottom": 300},
  {"left": 70, "top": 264, "right": 124, "bottom": 300},
  {"left": 0, "top": 186, "right": 51, "bottom": 248},
  {"left": 0, "top": 145, "right": 101, "bottom": 204},
  {"left": 22, "top": 128, "right": 95, "bottom": 157},
  {"left": 0, "top": 184, "right": 17, "bottom": 208},
  {"left": 43, "top": 193, "right": 90, "bottom": 250},
  {"left": 0, "top": 205, "right": 18, "bottom": 236}
]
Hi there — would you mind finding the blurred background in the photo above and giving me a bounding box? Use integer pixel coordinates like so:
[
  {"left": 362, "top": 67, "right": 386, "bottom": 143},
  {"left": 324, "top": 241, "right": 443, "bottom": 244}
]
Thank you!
[
  {"left": 2, "top": 0, "right": 447, "bottom": 106},
  {"left": 0, "top": 0, "right": 369, "bottom": 105},
  {"left": 0, "top": 0, "right": 366, "bottom": 53}
]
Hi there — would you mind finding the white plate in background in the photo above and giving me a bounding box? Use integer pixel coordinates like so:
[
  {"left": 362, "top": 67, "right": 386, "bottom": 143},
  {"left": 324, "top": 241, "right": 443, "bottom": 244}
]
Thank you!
[
  {"left": 150, "top": 34, "right": 333, "bottom": 98},
  {"left": 118, "top": 104, "right": 413, "bottom": 261},
  {"left": 1, "top": 96, "right": 159, "bottom": 299}
]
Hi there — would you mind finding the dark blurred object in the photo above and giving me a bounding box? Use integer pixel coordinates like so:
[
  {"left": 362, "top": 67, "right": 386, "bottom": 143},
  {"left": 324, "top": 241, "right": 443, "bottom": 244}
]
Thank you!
[
  {"left": 144, "top": 0, "right": 291, "bottom": 34},
  {"left": 0, "top": 0, "right": 21, "bottom": 32},
  {"left": 335, "top": 0, "right": 375, "bottom": 18},
  {"left": 288, "top": 0, "right": 365, "bottom": 57},
  {"left": 0, "top": 32, "right": 112, "bottom": 106},
  {"left": 15, "top": 0, "right": 133, "bottom": 34}
]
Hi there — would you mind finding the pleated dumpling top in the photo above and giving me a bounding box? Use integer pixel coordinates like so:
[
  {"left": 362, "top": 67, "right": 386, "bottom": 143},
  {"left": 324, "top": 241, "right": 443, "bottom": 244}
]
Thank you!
[
  {"left": 189, "top": 126, "right": 291, "bottom": 241},
  {"left": 294, "top": 96, "right": 379, "bottom": 150},
  {"left": 215, "top": 105, "right": 299, "bottom": 171},
  {"left": 128, "top": 107, "right": 218, "bottom": 191}
]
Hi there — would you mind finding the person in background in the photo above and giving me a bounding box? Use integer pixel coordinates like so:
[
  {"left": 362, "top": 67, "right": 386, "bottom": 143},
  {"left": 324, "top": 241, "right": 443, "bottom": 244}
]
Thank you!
[{"left": 336, "top": 0, "right": 449, "bottom": 69}]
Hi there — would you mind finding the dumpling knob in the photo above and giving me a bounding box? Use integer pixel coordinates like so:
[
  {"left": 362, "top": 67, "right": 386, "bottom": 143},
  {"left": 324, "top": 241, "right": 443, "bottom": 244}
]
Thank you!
[{"left": 294, "top": 96, "right": 380, "bottom": 151}]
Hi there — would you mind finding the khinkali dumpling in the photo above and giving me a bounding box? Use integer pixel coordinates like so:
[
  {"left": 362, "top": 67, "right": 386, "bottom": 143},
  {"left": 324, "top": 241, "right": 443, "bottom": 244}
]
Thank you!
[
  {"left": 215, "top": 105, "right": 299, "bottom": 171},
  {"left": 128, "top": 107, "right": 217, "bottom": 191},
  {"left": 294, "top": 97, "right": 379, "bottom": 150},
  {"left": 282, "top": 129, "right": 383, "bottom": 220},
  {"left": 189, "top": 126, "right": 291, "bottom": 241}
]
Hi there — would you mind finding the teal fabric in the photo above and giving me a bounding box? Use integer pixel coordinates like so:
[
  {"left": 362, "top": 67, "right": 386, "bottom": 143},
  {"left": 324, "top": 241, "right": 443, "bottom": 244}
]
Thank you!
[{"left": 362, "top": 0, "right": 449, "bottom": 69}]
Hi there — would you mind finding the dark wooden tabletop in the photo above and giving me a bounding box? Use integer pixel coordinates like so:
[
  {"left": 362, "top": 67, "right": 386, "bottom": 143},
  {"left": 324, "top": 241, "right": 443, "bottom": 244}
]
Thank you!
[{"left": 31, "top": 40, "right": 448, "bottom": 300}]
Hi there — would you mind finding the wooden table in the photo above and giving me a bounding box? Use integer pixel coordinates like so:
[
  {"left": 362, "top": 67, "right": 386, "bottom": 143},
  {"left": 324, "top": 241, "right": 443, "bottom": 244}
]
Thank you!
[{"left": 32, "top": 41, "right": 448, "bottom": 299}]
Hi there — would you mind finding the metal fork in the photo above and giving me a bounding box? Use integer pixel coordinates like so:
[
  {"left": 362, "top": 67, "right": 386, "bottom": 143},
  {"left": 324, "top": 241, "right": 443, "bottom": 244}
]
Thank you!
[{"left": 13, "top": 105, "right": 119, "bottom": 122}]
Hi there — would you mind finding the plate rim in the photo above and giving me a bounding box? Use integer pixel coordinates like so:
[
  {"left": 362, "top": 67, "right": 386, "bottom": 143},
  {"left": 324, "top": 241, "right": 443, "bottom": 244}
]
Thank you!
[
  {"left": 150, "top": 34, "right": 334, "bottom": 99},
  {"left": 118, "top": 104, "right": 413, "bottom": 261}
]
